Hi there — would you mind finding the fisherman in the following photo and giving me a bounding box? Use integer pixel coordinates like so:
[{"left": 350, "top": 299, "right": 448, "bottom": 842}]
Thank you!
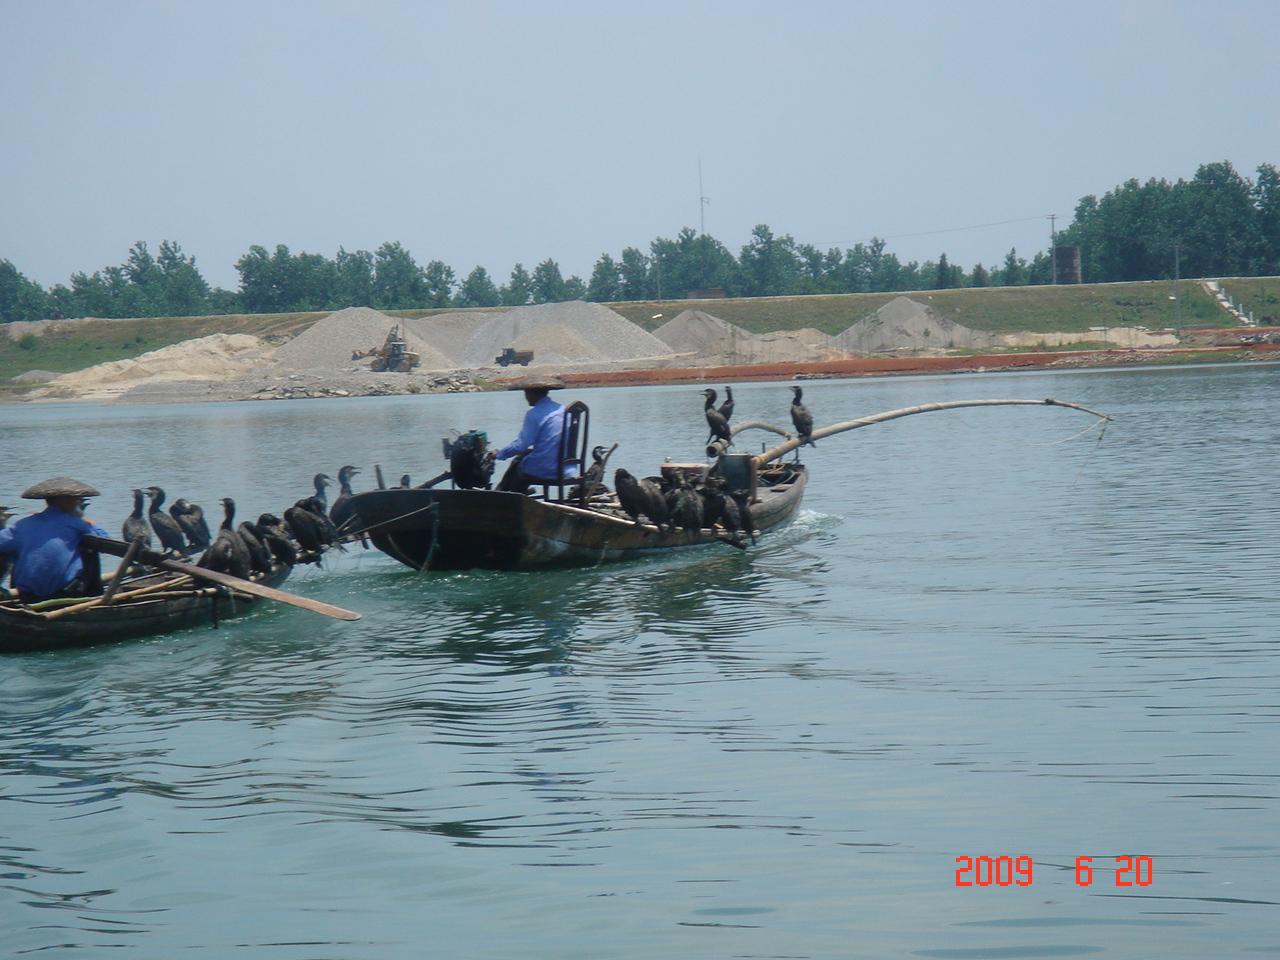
[
  {"left": 494, "top": 375, "right": 579, "bottom": 493},
  {"left": 0, "top": 477, "right": 109, "bottom": 603}
]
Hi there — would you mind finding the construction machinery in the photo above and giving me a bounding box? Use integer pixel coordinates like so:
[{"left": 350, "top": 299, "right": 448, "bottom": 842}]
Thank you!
[{"left": 353, "top": 326, "right": 420, "bottom": 372}]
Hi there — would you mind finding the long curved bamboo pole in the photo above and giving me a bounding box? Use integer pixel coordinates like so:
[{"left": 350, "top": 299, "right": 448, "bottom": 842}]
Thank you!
[{"left": 752, "top": 398, "right": 1114, "bottom": 469}]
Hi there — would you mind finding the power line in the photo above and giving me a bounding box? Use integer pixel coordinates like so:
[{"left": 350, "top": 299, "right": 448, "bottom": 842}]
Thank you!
[{"left": 817, "top": 214, "right": 1056, "bottom": 249}]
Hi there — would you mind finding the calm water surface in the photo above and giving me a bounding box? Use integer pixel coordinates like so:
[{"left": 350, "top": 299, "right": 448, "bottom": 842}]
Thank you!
[{"left": 1, "top": 365, "right": 1277, "bottom": 959}]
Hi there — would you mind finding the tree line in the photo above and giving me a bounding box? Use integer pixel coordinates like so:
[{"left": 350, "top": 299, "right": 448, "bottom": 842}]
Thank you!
[{"left": 3, "top": 160, "right": 1278, "bottom": 324}]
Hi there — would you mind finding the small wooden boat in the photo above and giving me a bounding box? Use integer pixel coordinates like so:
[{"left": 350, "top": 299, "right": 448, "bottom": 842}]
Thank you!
[
  {"left": 346, "top": 460, "right": 808, "bottom": 572},
  {"left": 0, "top": 563, "right": 294, "bottom": 654}
]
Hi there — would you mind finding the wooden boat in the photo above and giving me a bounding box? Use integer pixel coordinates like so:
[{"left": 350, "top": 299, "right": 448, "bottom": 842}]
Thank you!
[
  {"left": 0, "top": 563, "right": 294, "bottom": 655},
  {"left": 345, "top": 460, "right": 808, "bottom": 572}
]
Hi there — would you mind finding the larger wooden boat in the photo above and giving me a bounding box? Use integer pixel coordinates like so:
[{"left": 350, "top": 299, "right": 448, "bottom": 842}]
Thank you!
[
  {"left": 0, "top": 563, "right": 294, "bottom": 655},
  {"left": 347, "top": 460, "right": 808, "bottom": 572}
]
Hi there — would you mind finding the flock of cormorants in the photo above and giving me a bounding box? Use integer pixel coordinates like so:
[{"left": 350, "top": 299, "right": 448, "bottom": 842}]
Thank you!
[
  {"left": 115, "top": 470, "right": 359, "bottom": 580},
  {"left": 92, "top": 383, "right": 815, "bottom": 573},
  {"left": 607, "top": 383, "right": 815, "bottom": 545}
]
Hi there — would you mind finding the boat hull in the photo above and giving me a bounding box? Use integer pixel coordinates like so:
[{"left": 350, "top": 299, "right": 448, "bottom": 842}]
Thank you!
[
  {"left": 0, "top": 565, "right": 293, "bottom": 654},
  {"left": 348, "top": 465, "right": 808, "bottom": 572}
]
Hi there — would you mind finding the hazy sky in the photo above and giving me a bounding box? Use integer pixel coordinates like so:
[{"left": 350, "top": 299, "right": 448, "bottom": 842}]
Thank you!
[{"left": 3, "top": 0, "right": 1278, "bottom": 292}]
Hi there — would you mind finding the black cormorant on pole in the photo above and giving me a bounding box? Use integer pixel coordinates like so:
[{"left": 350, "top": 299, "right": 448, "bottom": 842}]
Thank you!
[
  {"left": 789, "top": 385, "right": 814, "bottom": 446},
  {"left": 703, "top": 389, "right": 732, "bottom": 448}
]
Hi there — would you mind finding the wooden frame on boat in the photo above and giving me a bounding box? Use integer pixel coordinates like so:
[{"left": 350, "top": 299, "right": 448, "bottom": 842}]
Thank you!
[{"left": 0, "top": 564, "right": 293, "bottom": 654}]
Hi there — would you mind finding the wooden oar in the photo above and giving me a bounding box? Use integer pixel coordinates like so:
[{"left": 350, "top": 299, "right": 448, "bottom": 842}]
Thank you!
[{"left": 81, "top": 536, "right": 362, "bottom": 622}]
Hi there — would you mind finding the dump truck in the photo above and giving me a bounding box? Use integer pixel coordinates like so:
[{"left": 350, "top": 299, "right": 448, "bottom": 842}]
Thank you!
[
  {"left": 353, "top": 325, "right": 420, "bottom": 372},
  {"left": 495, "top": 347, "right": 534, "bottom": 366}
]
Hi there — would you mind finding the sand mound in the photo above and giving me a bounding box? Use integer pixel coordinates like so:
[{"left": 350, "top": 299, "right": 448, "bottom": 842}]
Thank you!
[
  {"left": 31, "top": 334, "right": 274, "bottom": 400},
  {"left": 455, "top": 301, "right": 676, "bottom": 367},
  {"left": 275, "top": 306, "right": 453, "bottom": 370},
  {"left": 833, "top": 296, "right": 995, "bottom": 354}
]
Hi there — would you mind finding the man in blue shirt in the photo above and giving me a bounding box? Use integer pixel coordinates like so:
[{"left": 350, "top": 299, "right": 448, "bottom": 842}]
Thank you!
[
  {"left": 0, "top": 477, "right": 110, "bottom": 602},
  {"left": 495, "top": 375, "right": 579, "bottom": 493}
]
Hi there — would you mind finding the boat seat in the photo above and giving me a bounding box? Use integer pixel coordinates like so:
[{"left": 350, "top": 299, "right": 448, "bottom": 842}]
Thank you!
[{"left": 541, "top": 400, "right": 589, "bottom": 501}]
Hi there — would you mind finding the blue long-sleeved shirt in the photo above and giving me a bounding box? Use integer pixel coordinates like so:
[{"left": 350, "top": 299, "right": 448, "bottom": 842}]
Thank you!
[
  {"left": 0, "top": 506, "right": 109, "bottom": 598},
  {"left": 495, "top": 396, "right": 578, "bottom": 481}
]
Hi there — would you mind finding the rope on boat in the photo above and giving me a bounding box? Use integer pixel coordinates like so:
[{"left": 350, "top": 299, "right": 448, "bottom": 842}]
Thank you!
[{"left": 752, "top": 398, "right": 1115, "bottom": 469}]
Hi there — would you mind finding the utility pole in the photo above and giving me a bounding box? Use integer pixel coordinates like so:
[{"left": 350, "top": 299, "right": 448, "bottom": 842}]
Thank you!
[
  {"left": 1049, "top": 214, "right": 1057, "bottom": 284},
  {"left": 1174, "top": 241, "right": 1182, "bottom": 337}
]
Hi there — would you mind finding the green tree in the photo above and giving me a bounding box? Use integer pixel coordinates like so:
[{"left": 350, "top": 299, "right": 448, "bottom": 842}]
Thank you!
[
  {"left": 423, "top": 260, "right": 456, "bottom": 308},
  {"left": 155, "top": 240, "right": 211, "bottom": 316},
  {"left": 969, "top": 263, "right": 990, "bottom": 288},
  {"left": 1255, "top": 163, "right": 1280, "bottom": 274},
  {"left": 334, "top": 247, "right": 375, "bottom": 306},
  {"left": 1000, "top": 248, "right": 1026, "bottom": 286},
  {"left": 530, "top": 259, "right": 568, "bottom": 303},
  {"left": 586, "top": 253, "right": 621, "bottom": 302},
  {"left": 1179, "top": 161, "right": 1264, "bottom": 277},
  {"left": 618, "top": 247, "right": 651, "bottom": 300},
  {"left": 501, "top": 263, "right": 532, "bottom": 305},
  {"left": 456, "top": 266, "right": 501, "bottom": 307},
  {"left": 0, "top": 260, "right": 50, "bottom": 322},
  {"left": 737, "top": 223, "right": 798, "bottom": 297},
  {"left": 651, "top": 228, "right": 738, "bottom": 298},
  {"left": 373, "top": 241, "right": 427, "bottom": 309},
  {"left": 563, "top": 274, "right": 587, "bottom": 300},
  {"left": 934, "top": 253, "right": 954, "bottom": 289}
]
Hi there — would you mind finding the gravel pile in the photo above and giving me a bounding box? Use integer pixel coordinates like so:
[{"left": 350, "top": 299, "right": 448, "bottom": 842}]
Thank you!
[
  {"left": 653, "top": 309, "right": 751, "bottom": 353},
  {"left": 274, "top": 307, "right": 453, "bottom": 370},
  {"left": 448, "top": 301, "right": 677, "bottom": 367},
  {"left": 832, "top": 296, "right": 995, "bottom": 354},
  {"left": 404, "top": 311, "right": 505, "bottom": 362}
]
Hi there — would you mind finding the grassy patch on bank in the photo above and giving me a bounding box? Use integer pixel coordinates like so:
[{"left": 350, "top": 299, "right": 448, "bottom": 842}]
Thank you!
[
  {"left": 0, "top": 311, "right": 325, "bottom": 384},
  {"left": 607, "top": 280, "right": 1229, "bottom": 335}
]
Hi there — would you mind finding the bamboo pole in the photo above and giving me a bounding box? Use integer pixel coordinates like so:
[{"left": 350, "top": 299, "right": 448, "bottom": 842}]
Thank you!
[
  {"left": 706, "top": 420, "right": 792, "bottom": 459},
  {"left": 753, "top": 398, "right": 1114, "bottom": 469}
]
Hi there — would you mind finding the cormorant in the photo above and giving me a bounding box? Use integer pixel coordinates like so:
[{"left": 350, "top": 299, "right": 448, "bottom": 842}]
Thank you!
[
  {"left": 703, "top": 389, "right": 732, "bottom": 447},
  {"left": 197, "top": 498, "right": 252, "bottom": 579},
  {"left": 730, "top": 489, "right": 757, "bottom": 543},
  {"left": 574, "top": 444, "right": 613, "bottom": 505},
  {"left": 237, "top": 519, "right": 275, "bottom": 575},
  {"left": 699, "top": 477, "right": 728, "bottom": 530},
  {"left": 665, "top": 470, "right": 704, "bottom": 532},
  {"left": 256, "top": 513, "right": 299, "bottom": 567},
  {"left": 257, "top": 514, "right": 302, "bottom": 568},
  {"left": 790, "top": 385, "right": 814, "bottom": 445},
  {"left": 122, "top": 488, "right": 153, "bottom": 548},
  {"left": 311, "top": 473, "right": 333, "bottom": 513},
  {"left": 329, "top": 465, "right": 360, "bottom": 530},
  {"left": 146, "top": 486, "right": 189, "bottom": 555},
  {"left": 285, "top": 496, "right": 339, "bottom": 560},
  {"left": 614, "top": 468, "right": 670, "bottom": 532},
  {"left": 717, "top": 385, "right": 735, "bottom": 422},
  {"left": 170, "top": 498, "right": 211, "bottom": 552}
]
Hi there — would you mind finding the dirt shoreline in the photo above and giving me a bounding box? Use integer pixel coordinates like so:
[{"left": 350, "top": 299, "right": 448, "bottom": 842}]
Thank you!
[{"left": 10, "top": 344, "right": 1278, "bottom": 406}]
